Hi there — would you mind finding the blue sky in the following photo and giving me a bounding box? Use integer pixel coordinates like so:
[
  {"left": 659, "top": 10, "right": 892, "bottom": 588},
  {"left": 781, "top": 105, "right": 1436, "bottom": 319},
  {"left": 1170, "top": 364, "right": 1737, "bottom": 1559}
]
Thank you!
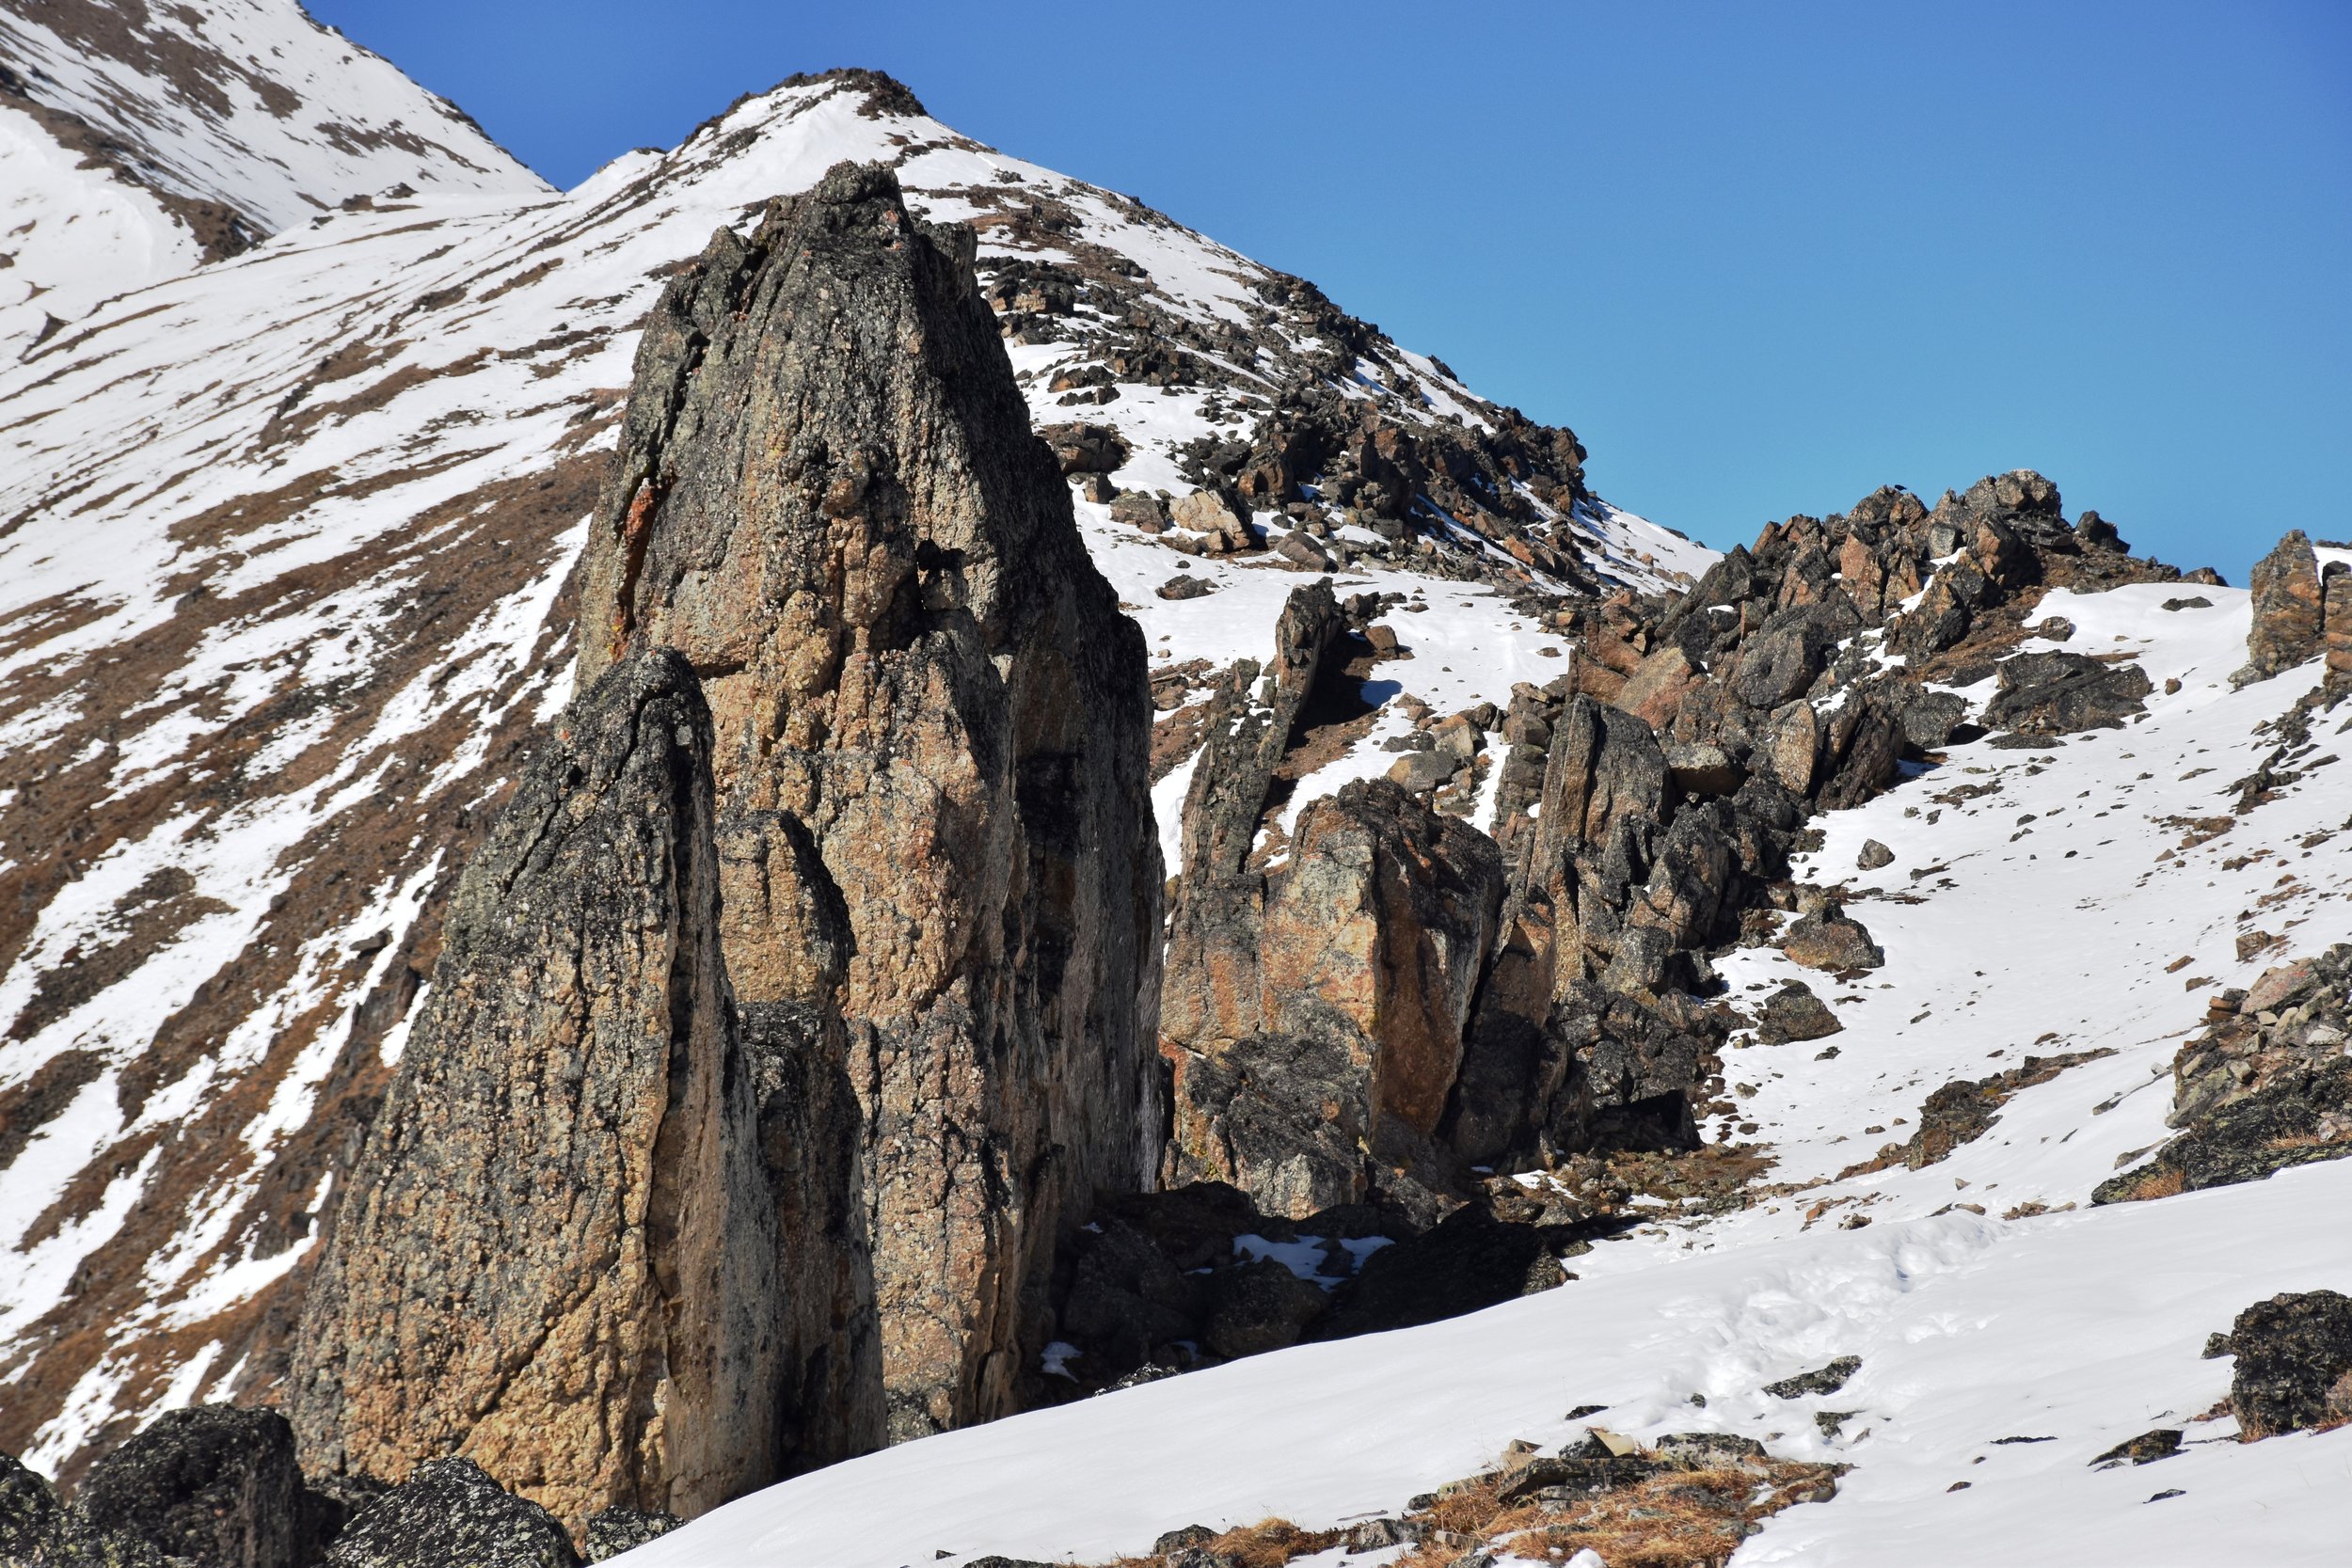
[{"left": 310, "top": 1, "right": 2350, "bottom": 580}]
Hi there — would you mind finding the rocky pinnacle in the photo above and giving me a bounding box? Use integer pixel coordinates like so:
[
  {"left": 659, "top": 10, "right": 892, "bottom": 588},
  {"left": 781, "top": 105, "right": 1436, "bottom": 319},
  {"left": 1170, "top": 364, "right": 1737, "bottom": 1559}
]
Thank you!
[{"left": 576, "top": 162, "right": 1163, "bottom": 1443}]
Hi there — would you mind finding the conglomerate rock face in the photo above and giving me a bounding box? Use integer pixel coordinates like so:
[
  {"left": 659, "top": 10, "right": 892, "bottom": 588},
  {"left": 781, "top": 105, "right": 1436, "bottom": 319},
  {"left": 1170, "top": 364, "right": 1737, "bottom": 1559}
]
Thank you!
[
  {"left": 574, "top": 161, "right": 1163, "bottom": 1443},
  {"left": 288, "top": 647, "right": 786, "bottom": 1525}
]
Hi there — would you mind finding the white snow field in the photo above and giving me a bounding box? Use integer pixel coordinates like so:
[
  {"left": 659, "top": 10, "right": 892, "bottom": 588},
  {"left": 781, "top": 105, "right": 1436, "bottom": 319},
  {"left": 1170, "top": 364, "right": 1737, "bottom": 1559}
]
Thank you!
[
  {"left": 626, "top": 612, "right": 2352, "bottom": 1564},
  {"left": 0, "top": 0, "right": 546, "bottom": 356}
]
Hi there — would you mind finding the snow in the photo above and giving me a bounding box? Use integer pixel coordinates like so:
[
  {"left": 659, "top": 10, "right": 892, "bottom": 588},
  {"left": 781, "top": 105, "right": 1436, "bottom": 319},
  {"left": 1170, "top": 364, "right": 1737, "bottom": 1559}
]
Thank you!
[
  {"left": 623, "top": 583, "right": 2352, "bottom": 1566},
  {"left": 13, "top": 37, "right": 2342, "bottom": 1562}
]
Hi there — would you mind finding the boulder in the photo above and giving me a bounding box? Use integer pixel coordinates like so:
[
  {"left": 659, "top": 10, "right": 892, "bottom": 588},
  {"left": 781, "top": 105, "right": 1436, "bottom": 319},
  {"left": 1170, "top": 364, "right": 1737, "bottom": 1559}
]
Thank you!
[
  {"left": 1756, "top": 982, "right": 1843, "bottom": 1045},
  {"left": 1157, "top": 572, "right": 1215, "bottom": 600},
  {"left": 322, "top": 1459, "right": 578, "bottom": 1568},
  {"left": 1763, "top": 1355, "right": 1860, "bottom": 1399},
  {"left": 1109, "top": 490, "right": 1169, "bottom": 531},
  {"left": 1387, "top": 749, "right": 1461, "bottom": 792},
  {"left": 2234, "top": 531, "right": 2324, "bottom": 685},
  {"left": 1035, "top": 419, "right": 1129, "bottom": 475},
  {"left": 1201, "top": 1259, "right": 1331, "bottom": 1358},
  {"left": 0, "top": 1452, "right": 61, "bottom": 1562},
  {"left": 1981, "top": 651, "right": 2152, "bottom": 736},
  {"left": 583, "top": 1509, "right": 682, "bottom": 1561},
  {"left": 1171, "top": 487, "right": 1252, "bottom": 551},
  {"left": 1663, "top": 743, "right": 1741, "bottom": 798},
  {"left": 2227, "top": 1291, "right": 2352, "bottom": 1439},
  {"left": 1781, "top": 908, "right": 1884, "bottom": 972},
  {"left": 572, "top": 164, "right": 1164, "bottom": 1446},
  {"left": 69, "top": 1406, "right": 313, "bottom": 1568},
  {"left": 1854, "top": 839, "right": 1894, "bottom": 871}
]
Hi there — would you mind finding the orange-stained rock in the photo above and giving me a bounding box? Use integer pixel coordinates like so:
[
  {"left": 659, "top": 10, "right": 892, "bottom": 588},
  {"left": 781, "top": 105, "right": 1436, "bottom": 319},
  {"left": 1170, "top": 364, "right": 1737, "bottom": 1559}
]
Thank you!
[{"left": 574, "top": 163, "right": 1164, "bottom": 1447}]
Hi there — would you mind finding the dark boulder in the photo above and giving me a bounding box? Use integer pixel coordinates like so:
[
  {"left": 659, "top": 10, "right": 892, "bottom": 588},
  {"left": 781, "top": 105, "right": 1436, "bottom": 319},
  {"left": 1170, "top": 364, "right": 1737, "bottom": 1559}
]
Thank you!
[
  {"left": 1763, "top": 1356, "right": 1860, "bottom": 1399},
  {"left": 582, "top": 1509, "right": 681, "bottom": 1561},
  {"left": 1981, "top": 651, "right": 2151, "bottom": 736},
  {"left": 322, "top": 1460, "right": 578, "bottom": 1568},
  {"left": 0, "top": 1452, "right": 61, "bottom": 1561},
  {"left": 1200, "top": 1259, "right": 1331, "bottom": 1359},
  {"left": 67, "top": 1406, "right": 312, "bottom": 1568},
  {"left": 2226, "top": 1291, "right": 2352, "bottom": 1439},
  {"left": 1756, "top": 983, "right": 1843, "bottom": 1046}
]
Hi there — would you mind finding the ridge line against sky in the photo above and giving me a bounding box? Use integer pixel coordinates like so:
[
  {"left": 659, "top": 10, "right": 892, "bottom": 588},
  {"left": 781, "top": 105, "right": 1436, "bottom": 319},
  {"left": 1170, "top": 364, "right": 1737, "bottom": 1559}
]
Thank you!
[{"left": 308, "top": 0, "right": 2352, "bottom": 581}]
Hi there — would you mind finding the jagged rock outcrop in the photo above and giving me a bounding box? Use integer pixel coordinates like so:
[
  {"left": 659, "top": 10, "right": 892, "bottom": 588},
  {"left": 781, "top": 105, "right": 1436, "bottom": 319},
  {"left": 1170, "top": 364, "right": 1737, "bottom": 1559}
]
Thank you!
[
  {"left": 1159, "top": 582, "right": 1503, "bottom": 1214},
  {"left": 289, "top": 648, "right": 785, "bottom": 1525},
  {"left": 2236, "top": 531, "right": 2325, "bottom": 686},
  {"left": 573, "top": 162, "right": 1162, "bottom": 1443},
  {"left": 2096, "top": 949, "right": 2352, "bottom": 1204}
]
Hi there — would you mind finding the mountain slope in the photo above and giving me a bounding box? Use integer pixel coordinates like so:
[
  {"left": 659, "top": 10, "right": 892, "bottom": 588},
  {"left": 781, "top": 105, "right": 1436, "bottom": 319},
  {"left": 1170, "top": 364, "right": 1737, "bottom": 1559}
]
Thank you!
[
  {"left": 628, "top": 596, "right": 2352, "bottom": 1565},
  {"left": 0, "top": 0, "right": 547, "bottom": 355},
  {"left": 0, "top": 65, "right": 1698, "bottom": 1479}
]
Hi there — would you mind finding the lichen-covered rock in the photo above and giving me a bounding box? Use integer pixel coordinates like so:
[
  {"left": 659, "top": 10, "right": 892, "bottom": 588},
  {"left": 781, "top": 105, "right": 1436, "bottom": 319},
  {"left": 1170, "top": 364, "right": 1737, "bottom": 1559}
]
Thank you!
[
  {"left": 1756, "top": 981, "right": 1843, "bottom": 1045},
  {"left": 2234, "top": 531, "right": 2324, "bottom": 686},
  {"left": 2096, "top": 951, "right": 2352, "bottom": 1204},
  {"left": 1781, "top": 907, "right": 1884, "bottom": 972},
  {"left": 321, "top": 1459, "right": 578, "bottom": 1568},
  {"left": 2226, "top": 1291, "right": 2352, "bottom": 1439},
  {"left": 1981, "top": 650, "right": 2152, "bottom": 736},
  {"left": 581, "top": 1508, "right": 681, "bottom": 1562},
  {"left": 290, "top": 648, "right": 785, "bottom": 1524},
  {"left": 573, "top": 163, "right": 1162, "bottom": 1444},
  {"left": 0, "top": 1451, "right": 62, "bottom": 1562},
  {"left": 67, "top": 1406, "right": 310, "bottom": 1568}
]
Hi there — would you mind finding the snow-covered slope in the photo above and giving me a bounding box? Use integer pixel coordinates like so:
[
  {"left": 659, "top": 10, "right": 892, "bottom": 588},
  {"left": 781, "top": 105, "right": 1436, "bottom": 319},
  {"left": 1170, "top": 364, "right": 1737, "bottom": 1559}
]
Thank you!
[
  {"left": 625, "top": 608, "right": 2352, "bottom": 1566},
  {"left": 0, "top": 69, "right": 1700, "bottom": 1475},
  {"left": 0, "top": 0, "right": 546, "bottom": 355}
]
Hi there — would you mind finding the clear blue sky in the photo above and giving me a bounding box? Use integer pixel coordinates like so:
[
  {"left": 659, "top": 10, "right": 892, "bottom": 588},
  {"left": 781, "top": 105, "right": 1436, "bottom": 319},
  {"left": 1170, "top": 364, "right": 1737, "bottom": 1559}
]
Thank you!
[{"left": 310, "top": 0, "right": 2350, "bottom": 581}]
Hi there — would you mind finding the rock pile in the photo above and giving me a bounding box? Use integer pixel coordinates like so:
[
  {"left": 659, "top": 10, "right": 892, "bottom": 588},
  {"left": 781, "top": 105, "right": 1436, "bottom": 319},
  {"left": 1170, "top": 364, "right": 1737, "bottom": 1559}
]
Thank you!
[{"left": 2098, "top": 947, "right": 2352, "bottom": 1204}]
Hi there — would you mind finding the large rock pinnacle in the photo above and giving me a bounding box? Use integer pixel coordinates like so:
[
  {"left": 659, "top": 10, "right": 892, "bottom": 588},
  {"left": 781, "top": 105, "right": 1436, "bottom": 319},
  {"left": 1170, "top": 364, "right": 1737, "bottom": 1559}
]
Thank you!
[
  {"left": 288, "top": 646, "right": 781, "bottom": 1525},
  {"left": 576, "top": 162, "right": 1163, "bottom": 1442}
]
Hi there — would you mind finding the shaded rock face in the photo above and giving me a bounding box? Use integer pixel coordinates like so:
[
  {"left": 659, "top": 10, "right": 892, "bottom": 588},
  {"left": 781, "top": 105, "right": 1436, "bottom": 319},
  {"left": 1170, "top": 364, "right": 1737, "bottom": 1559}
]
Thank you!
[
  {"left": 68, "top": 1407, "right": 312, "bottom": 1568},
  {"left": 2236, "top": 531, "right": 2324, "bottom": 686},
  {"left": 2226, "top": 1291, "right": 2352, "bottom": 1439},
  {"left": 1032, "top": 1181, "right": 1580, "bottom": 1396},
  {"left": 322, "top": 1459, "right": 578, "bottom": 1568},
  {"left": 574, "top": 163, "right": 1162, "bottom": 1443},
  {"left": 289, "top": 648, "right": 787, "bottom": 1525}
]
